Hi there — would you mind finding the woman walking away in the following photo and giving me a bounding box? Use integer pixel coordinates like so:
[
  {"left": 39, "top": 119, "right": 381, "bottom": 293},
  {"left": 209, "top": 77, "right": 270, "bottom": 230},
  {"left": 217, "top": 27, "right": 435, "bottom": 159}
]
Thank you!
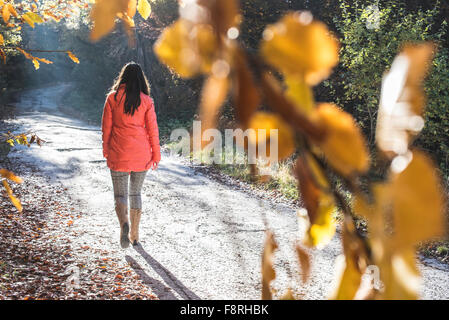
[{"left": 101, "top": 62, "right": 161, "bottom": 248}]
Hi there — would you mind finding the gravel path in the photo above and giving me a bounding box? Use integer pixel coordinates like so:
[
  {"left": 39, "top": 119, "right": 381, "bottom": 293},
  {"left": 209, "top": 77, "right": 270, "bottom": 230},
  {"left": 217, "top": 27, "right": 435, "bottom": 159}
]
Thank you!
[{"left": 4, "top": 84, "right": 449, "bottom": 300}]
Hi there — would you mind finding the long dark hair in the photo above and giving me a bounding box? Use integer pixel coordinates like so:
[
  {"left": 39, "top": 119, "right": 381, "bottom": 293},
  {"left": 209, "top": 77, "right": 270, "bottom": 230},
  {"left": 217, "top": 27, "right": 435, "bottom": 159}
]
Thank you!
[{"left": 110, "top": 62, "right": 150, "bottom": 116}]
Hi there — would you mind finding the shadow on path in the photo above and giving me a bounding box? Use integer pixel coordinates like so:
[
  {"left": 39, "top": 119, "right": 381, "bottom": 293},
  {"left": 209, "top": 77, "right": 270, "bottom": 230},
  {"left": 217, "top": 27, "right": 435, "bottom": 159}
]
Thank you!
[
  {"left": 127, "top": 244, "right": 201, "bottom": 300},
  {"left": 125, "top": 255, "right": 178, "bottom": 300}
]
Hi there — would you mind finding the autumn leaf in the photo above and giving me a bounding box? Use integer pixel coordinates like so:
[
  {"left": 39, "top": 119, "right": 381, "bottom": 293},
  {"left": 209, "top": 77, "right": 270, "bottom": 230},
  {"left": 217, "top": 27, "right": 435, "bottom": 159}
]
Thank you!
[
  {"left": 0, "top": 33, "right": 4, "bottom": 46},
  {"left": 32, "top": 59, "right": 40, "bottom": 70},
  {"left": 8, "top": 3, "right": 18, "bottom": 18},
  {"left": 154, "top": 19, "right": 217, "bottom": 78},
  {"left": 127, "top": 0, "right": 137, "bottom": 18},
  {"left": 90, "top": 0, "right": 130, "bottom": 41},
  {"left": 2, "top": 3, "right": 11, "bottom": 23},
  {"left": 313, "top": 103, "right": 370, "bottom": 177},
  {"left": 295, "top": 154, "right": 337, "bottom": 248},
  {"left": 295, "top": 154, "right": 336, "bottom": 248},
  {"left": 261, "top": 231, "right": 277, "bottom": 300},
  {"left": 390, "top": 150, "right": 445, "bottom": 248},
  {"left": 380, "top": 248, "right": 421, "bottom": 300},
  {"left": 304, "top": 195, "right": 336, "bottom": 247},
  {"left": 137, "top": 0, "right": 151, "bottom": 20},
  {"left": 247, "top": 111, "right": 295, "bottom": 161},
  {"left": 66, "top": 51, "right": 80, "bottom": 64},
  {"left": 260, "top": 72, "right": 326, "bottom": 142},
  {"left": 261, "top": 12, "right": 339, "bottom": 85},
  {"left": 2, "top": 179, "right": 22, "bottom": 212},
  {"left": 0, "top": 169, "right": 23, "bottom": 184},
  {"left": 329, "top": 222, "right": 368, "bottom": 300},
  {"left": 22, "top": 11, "right": 44, "bottom": 28},
  {"left": 35, "top": 57, "right": 53, "bottom": 64},
  {"left": 285, "top": 74, "right": 315, "bottom": 115},
  {"left": 330, "top": 254, "right": 363, "bottom": 300},
  {"left": 295, "top": 154, "right": 323, "bottom": 224}
]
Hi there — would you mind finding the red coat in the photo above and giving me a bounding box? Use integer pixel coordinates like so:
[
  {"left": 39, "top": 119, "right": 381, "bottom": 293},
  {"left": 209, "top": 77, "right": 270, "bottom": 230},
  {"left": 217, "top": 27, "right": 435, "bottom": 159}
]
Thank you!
[{"left": 101, "top": 87, "right": 161, "bottom": 172}]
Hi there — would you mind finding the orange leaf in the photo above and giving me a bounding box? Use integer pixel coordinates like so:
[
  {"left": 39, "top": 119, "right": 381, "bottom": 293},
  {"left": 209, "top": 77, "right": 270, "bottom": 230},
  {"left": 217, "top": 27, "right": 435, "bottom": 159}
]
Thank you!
[
  {"left": 0, "top": 169, "right": 23, "bottom": 183},
  {"left": 90, "top": 0, "right": 130, "bottom": 41},
  {"left": 66, "top": 51, "right": 80, "bottom": 64},
  {"left": 2, "top": 180, "right": 22, "bottom": 212},
  {"left": 2, "top": 4, "right": 11, "bottom": 23}
]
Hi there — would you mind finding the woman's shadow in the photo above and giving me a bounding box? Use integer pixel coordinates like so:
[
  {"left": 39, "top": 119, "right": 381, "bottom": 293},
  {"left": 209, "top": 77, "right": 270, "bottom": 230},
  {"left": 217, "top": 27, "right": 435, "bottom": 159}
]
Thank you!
[{"left": 125, "top": 244, "right": 201, "bottom": 300}]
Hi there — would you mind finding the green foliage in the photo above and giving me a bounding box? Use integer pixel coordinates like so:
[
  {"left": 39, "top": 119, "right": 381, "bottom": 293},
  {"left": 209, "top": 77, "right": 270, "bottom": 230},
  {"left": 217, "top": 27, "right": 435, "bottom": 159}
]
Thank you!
[{"left": 325, "top": 0, "right": 449, "bottom": 179}]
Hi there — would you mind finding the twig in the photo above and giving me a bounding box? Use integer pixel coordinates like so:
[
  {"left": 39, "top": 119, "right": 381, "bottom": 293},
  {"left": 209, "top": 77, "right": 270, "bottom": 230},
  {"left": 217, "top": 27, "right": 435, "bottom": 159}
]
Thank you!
[{"left": 1, "top": 46, "right": 70, "bottom": 53}]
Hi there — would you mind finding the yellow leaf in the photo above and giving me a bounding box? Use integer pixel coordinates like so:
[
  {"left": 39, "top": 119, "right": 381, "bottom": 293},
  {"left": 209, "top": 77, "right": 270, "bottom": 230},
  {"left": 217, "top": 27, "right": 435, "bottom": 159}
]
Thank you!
[
  {"left": 260, "top": 72, "right": 326, "bottom": 143},
  {"left": 2, "top": 3, "right": 11, "bottom": 23},
  {"left": 90, "top": 0, "right": 129, "bottom": 41},
  {"left": 9, "top": 4, "right": 18, "bottom": 18},
  {"left": 35, "top": 57, "right": 53, "bottom": 64},
  {"left": 314, "top": 103, "right": 370, "bottom": 176},
  {"left": 247, "top": 111, "right": 295, "bottom": 161},
  {"left": 127, "top": 0, "right": 137, "bottom": 18},
  {"left": 261, "top": 12, "right": 339, "bottom": 85},
  {"left": 390, "top": 150, "right": 445, "bottom": 248},
  {"left": 295, "top": 153, "right": 328, "bottom": 224},
  {"left": 32, "top": 59, "right": 40, "bottom": 70},
  {"left": 22, "top": 13, "right": 35, "bottom": 28},
  {"left": 304, "top": 193, "right": 336, "bottom": 247},
  {"left": 137, "top": 0, "right": 151, "bottom": 20},
  {"left": 295, "top": 154, "right": 336, "bottom": 247},
  {"left": 0, "top": 33, "right": 4, "bottom": 46},
  {"left": 261, "top": 231, "right": 277, "bottom": 300},
  {"left": 0, "top": 169, "right": 23, "bottom": 183},
  {"left": 329, "top": 222, "right": 368, "bottom": 300},
  {"left": 22, "top": 12, "right": 44, "bottom": 28},
  {"left": 66, "top": 51, "right": 80, "bottom": 64},
  {"left": 285, "top": 74, "right": 315, "bottom": 115},
  {"left": 154, "top": 19, "right": 217, "bottom": 78},
  {"left": 380, "top": 248, "right": 420, "bottom": 300},
  {"left": 2, "top": 180, "right": 22, "bottom": 212},
  {"left": 330, "top": 254, "right": 363, "bottom": 300}
]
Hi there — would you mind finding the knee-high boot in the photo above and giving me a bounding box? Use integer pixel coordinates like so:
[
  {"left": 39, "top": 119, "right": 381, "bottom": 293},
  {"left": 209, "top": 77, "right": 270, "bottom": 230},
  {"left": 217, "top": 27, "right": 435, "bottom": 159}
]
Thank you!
[
  {"left": 129, "top": 208, "right": 142, "bottom": 246},
  {"left": 115, "top": 202, "right": 130, "bottom": 248}
]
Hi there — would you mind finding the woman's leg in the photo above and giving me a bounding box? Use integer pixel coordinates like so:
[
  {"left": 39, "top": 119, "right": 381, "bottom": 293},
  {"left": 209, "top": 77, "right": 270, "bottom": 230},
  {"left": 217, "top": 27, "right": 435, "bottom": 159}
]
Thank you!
[
  {"left": 110, "top": 170, "right": 131, "bottom": 248},
  {"left": 129, "top": 170, "right": 147, "bottom": 245}
]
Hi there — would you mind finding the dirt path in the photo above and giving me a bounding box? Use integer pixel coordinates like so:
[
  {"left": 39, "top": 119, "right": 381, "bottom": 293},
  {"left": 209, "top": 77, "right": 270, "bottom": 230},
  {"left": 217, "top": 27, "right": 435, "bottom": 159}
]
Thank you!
[{"left": 4, "top": 84, "right": 449, "bottom": 300}]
